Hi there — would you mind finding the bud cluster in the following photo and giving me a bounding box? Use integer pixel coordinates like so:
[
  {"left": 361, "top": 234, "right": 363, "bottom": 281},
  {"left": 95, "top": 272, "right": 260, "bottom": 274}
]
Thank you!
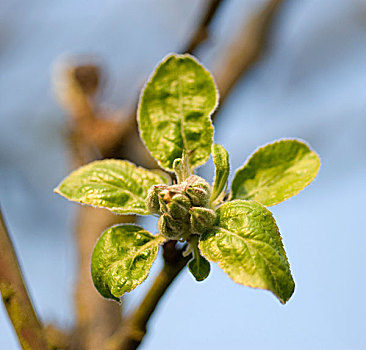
[{"left": 146, "top": 175, "right": 217, "bottom": 240}]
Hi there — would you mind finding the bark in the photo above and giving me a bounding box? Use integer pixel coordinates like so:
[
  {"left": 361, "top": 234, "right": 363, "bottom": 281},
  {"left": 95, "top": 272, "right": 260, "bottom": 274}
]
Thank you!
[{"left": 0, "top": 207, "right": 49, "bottom": 350}]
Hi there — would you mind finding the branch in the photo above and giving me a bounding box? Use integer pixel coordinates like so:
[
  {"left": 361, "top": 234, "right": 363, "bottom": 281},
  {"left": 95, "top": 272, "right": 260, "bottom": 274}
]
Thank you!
[
  {"left": 53, "top": 63, "right": 134, "bottom": 162},
  {"left": 184, "top": 0, "right": 224, "bottom": 54},
  {"left": 0, "top": 206, "right": 49, "bottom": 350},
  {"left": 105, "top": 241, "right": 190, "bottom": 350},
  {"left": 54, "top": 65, "right": 127, "bottom": 350},
  {"left": 44, "top": 324, "right": 70, "bottom": 350},
  {"left": 213, "top": 0, "right": 284, "bottom": 106}
]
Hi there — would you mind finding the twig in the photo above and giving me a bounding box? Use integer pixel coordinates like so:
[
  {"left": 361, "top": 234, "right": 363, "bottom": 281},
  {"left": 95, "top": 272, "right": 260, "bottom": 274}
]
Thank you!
[
  {"left": 184, "top": 0, "right": 224, "bottom": 54},
  {"left": 0, "top": 206, "right": 49, "bottom": 350},
  {"left": 55, "top": 65, "right": 127, "bottom": 350},
  {"left": 54, "top": 63, "right": 134, "bottom": 162},
  {"left": 213, "top": 0, "right": 284, "bottom": 106},
  {"left": 44, "top": 324, "right": 70, "bottom": 350},
  {"left": 105, "top": 242, "right": 190, "bottom": 350},
  {"left": 69, "top": 207, "right": 132, "bottom": 350}
]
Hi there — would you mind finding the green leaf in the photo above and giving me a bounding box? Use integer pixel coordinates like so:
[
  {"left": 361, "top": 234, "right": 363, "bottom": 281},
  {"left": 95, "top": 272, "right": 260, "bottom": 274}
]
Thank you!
[
  {"left": 230, "top": 139, "right": 320, "bottom": 206},
  {"left": 55, "top": 159, "right": 168, "bottom": 215},
  {"left": 210, "top": 144, "right": 230, "bottom": 203},
  {"left": 91, "top": 225, "right": 165, "bottom": 301},
  {"left": 188, "top": 254, "right": 211, "bottom": 282},
  {"left": 199, "top": 200, "right": 294, "bottom": 303},
  {"left": 138, "top": 54, "right": 218, "bottom": 171}
]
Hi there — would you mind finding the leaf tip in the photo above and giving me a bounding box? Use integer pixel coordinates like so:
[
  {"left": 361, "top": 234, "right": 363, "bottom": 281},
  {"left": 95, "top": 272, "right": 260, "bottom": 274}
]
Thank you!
[
  {"left": 53, "top": 183, "right": 66, "bottom": 198},
  {"left": 230, "top": 138, "right": 321, "bottom": 206},
  {"left": 277, "top": 280, "right": 295, "bottom": 305}
]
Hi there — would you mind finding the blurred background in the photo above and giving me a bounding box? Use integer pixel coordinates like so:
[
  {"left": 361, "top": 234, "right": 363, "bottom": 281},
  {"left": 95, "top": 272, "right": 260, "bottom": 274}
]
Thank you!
[{"left": 1, "top": 0, "right": 366, "bottom": 349}]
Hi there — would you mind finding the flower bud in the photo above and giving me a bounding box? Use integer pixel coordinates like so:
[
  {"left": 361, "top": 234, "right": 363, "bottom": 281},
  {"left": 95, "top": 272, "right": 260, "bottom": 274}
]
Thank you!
[
  {"left": 166, "top": 194, "right": 191, "bottom": 220},
  {"left": 157, "top": 187, "right": 181, "bottom": 213},
  {"left": 158, "top": 213, "right": 189, "bottom": 240},
  {"left": 185, "top": 175, "right": 211, "bottom": 207},
  {"left": 190, "top": 207, "right": 217, "bottom": 234},
  {"left": 146, "top": 185, "right": 167, "bottom": 214}
]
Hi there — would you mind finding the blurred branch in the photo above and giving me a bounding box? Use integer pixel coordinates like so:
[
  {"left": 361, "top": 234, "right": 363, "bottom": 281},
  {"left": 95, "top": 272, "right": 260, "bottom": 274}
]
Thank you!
[
  {"left": 213, "top": 0, "right": 284, "bottom": 106},
  {"left": 54, "top": 64, "right": 134, "bottom": 162},
  {"left": 0, "top": 206, "right": 49, "bottom": 350},
  {"left": 69, "top": 208, "right": 132, "bottom": 350},
  {"left": 44, "top": 324, "right": 70, "bottom": 350},
  {"left": 185, "top": 0, "right": 224, "bottom": 54},
  {"left": 105, "top": 242, "right": 190, "bottom": 350},
  {"left": 55, "top": 69, "right": 131, "bottom": 350}
]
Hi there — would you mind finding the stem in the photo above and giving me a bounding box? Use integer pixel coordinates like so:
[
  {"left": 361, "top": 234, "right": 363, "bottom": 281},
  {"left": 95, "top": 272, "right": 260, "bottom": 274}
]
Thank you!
[
  {"left": 188, "top": 235, "right": 200, "bottom": 261},
  {"left": 181, "top": 151, "right": 191, "bottom": 181},
  {"left": 173, "top": 151, "right": 191, "bottom": 183},
  {"left": 105, "top": 241, "right": 190, "bottom": 350},
  {"left": 0, "top": 206, "right": 49, "bottom": 350}
]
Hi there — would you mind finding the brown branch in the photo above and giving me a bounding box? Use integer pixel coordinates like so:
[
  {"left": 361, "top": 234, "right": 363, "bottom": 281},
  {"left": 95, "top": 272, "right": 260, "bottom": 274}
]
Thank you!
[
  {"left": 44, "top": 324, "right": 70, "bottom": 350},
  {"left": 54, "top": 63, "right": 134, "bottom": 161},
  {"left": 0, "top": 206, "right": 49, "bottom": 350},
  {"left": 69, "top": 207, "right": 133, "bottom": 350},
  {"left": 185, "top": 0, "right": 224, "bottom": 54},
  {"left": 104, "top": 241, "right": 190, "bottom": 350},
  {"left": 213, "top": 0, "right": 284, "bottom": 106},
  {"left": 54, "top": 65, "right": 128, "bottom": 350}
]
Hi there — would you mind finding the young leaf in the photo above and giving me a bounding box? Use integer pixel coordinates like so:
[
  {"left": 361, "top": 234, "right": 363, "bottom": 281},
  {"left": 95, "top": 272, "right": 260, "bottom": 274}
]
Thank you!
[
  {"left": 55, "top": 159, "right": 168, "bottom": 215},
  {"left": 199, "top": 200, "right": 294, "bottom": 303},
  {"left": 91, "top": 224, "right": 165, "bottom": 301},
  {"left": 138, "top": 54, "right": 218, "bottom": 171},
  {"left": 188, "top": 255, "right": 211, "bottom": 282},
  {"left": 188, "top": 254, "right": 211, "bottom": 282},
  {"left": 210, "top": 144, "right": 230, "bottom": 203},
  {"left": 230, "top": 139, "right": 320, "bottom": 206}
]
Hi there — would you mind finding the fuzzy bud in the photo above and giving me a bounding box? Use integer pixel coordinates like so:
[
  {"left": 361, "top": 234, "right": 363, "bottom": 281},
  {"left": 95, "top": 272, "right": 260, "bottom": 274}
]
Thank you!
[
  {"left": 185, "top": 175, "right": 211, "bottom": 207},
  {"left": 146, "top": 185, "right": 167, "bottom": 214},
  {"left": 158, "top": 187, "right": 180, "bottom": 213},
  {"left": 158, "top": 213, "right": 189, "bottom": 240},
  {"left": 190, "top": 207, "right": 217, "bottom": 234},
  {"left": 165, "top": 194, "right": 191, "bottom": 220}
]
